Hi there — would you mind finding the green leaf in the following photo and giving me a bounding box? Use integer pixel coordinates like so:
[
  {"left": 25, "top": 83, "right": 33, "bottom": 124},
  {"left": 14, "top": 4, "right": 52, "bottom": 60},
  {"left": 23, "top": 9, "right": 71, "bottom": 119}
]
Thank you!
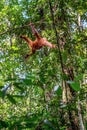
[
  {"left": 13, "top": 82, "right": 25, "bottom": 91},
  {"left": 0, "top": 120, "right": 8, "bottom": 128},
  {"left": 67, "top": 81, "right": 80, "bottom": 91},
  {"left": 7, "top": 94, "right": 16, "bottom": 104},
  {"left": 23, "top": 79, "right": 32, "bottom": 86},
  {"left": 56, "top": 86, "right": 62, "bottom": 95}
]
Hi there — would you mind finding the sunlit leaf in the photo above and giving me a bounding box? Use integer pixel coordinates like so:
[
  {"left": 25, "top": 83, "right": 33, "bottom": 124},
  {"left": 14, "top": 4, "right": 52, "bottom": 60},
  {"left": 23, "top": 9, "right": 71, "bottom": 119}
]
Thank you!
[{"left": 67, "top": 81, "right": 80, "bottom": 91}]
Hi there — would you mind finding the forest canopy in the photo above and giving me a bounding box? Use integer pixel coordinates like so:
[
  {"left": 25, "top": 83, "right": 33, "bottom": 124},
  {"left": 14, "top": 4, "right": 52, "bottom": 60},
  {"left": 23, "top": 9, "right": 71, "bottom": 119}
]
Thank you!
[{"left": 0, "top": 0, "right": 87, "bottom": 130}]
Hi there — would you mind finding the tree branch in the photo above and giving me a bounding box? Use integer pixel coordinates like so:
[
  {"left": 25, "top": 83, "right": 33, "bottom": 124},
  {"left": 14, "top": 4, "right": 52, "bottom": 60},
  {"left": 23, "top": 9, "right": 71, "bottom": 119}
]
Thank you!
[{"left": 0, "top": 25, "right": 29, "bottom": 36}]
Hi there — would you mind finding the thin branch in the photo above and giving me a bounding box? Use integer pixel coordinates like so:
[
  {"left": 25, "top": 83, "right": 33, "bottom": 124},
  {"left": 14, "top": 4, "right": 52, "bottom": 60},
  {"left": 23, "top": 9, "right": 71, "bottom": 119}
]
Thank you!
[
  {"left": 0, "top": 25, "right": 29, "bottom": 36},
  {"left": 0, "top": 20, "right": 54, "bottom": 36},
  {"left": 49, "top": 0, "right": 64, "bottom": 74}
]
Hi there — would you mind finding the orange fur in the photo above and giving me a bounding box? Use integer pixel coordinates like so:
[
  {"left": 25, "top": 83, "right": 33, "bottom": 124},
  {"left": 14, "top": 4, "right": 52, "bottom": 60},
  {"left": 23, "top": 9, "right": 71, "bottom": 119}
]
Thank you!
[{"left": 20, "top": 23, "right": 56, "bottom": 59}]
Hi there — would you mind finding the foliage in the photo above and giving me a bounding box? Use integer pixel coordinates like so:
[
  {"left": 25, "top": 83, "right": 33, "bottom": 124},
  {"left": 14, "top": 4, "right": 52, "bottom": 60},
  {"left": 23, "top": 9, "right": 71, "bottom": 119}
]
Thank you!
[{"left": 0, "top": 0, "right": 87, "bottom": 129}]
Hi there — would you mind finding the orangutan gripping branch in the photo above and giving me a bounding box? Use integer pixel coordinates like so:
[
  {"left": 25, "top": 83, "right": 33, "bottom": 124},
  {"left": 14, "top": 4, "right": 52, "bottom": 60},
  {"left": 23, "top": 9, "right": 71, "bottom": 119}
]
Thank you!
[{"left": 20, "top": 23, "right": 57, "bottom": 59}]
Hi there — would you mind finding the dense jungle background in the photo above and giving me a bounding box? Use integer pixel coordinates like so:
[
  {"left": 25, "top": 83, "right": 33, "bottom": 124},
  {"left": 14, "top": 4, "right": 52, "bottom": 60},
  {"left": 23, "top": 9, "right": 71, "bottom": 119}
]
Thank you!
[{"left": 0, "top": 0, "right": 87, "bottom": 130}]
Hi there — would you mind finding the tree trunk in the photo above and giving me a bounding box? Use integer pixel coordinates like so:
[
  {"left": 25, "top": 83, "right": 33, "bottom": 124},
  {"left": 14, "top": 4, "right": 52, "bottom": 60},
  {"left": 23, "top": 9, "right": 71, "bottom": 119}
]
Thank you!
[{"left": 78, "top": 99, "right": 84, "bottom": 130}]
